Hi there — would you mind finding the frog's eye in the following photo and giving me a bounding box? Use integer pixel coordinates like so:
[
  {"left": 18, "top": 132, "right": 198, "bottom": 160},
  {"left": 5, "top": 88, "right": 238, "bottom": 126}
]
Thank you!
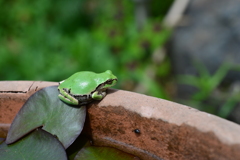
[{"left": 106, "top": 80, "right": 113, "bottom": 84}]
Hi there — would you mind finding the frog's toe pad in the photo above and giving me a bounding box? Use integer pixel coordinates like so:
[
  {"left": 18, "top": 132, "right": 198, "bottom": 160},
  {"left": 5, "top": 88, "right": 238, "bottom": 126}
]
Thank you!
[
  {"left": 58, "top": 94, "right": 79, "bottom": 105},
  {"left": 92, "top": 91, "right": 106, "bottom": 100}
]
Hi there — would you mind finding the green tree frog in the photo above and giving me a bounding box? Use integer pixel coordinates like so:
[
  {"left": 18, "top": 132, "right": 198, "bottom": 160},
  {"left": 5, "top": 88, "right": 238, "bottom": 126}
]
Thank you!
[{"left": 58, "top": 70, "right": 117, "bottom": 105}]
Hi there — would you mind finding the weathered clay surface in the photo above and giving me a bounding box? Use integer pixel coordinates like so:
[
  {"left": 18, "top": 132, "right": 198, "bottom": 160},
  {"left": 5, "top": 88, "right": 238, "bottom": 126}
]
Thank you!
[
  {"left": 0, "top": 81, "right": 58, "bottom": 137},
  {"left": 1, "top": 81, "right": 240, "bottom": 160},
  {"left": 83, "top": 89, "right": 240, "bottom": 160}
]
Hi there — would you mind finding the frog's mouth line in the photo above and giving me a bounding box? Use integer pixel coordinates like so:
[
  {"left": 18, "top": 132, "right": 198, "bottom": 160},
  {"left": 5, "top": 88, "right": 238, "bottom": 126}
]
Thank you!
[{"left": 95, "top": 78, "right": 118, "bottom": 90}]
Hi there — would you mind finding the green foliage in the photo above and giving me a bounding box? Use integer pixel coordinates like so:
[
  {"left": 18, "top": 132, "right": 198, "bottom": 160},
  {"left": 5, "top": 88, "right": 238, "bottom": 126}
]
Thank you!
[
  {"left": 178, "top": 62, "right": 230, "bottom": 101},
  {"left": 149, "top": 0, "right": 175, "bottom": 18},
  {"left": 0, "top": 129, "right": 67, "bottom": 160},
  {"left": 178, "top": 61, "right": 240, "bottom": 118},
  {"left": 6, "top": 86, "right": 86, "bottom": 148},
  {"left": 0, "top": 0, "right": 172, "bottom": 100}
]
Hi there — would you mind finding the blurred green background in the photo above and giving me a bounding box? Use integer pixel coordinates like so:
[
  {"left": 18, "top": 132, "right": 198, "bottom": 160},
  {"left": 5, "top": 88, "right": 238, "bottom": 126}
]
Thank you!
[
  {"left": 0, "top": 0, "right": 173, "bottom": 98},
  {"left": 1, "top": 0, "right": 239, "bottom": 122}
]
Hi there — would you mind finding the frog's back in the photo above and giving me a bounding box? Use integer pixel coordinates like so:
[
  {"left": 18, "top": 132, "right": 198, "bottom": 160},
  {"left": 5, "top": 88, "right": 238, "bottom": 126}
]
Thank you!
[{"left": 67, "top": 71, "right": 99, "bottom": 95}]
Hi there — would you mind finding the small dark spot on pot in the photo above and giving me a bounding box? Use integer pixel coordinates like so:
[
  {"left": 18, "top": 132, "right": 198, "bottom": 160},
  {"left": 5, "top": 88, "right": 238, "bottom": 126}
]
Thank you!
[
  {"left": 133, "top": 129, "right": 141, "bottom": 134},
  {"left": 151, "top": 137, "right": 157, "bottom": 140}
]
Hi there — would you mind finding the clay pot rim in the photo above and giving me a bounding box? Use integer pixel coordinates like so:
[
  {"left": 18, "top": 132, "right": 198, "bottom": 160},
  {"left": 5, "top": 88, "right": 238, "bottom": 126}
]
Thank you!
[
  {"left": 1, "top": 81, "right": 240, "bottom": 160},
  {"left": 1, "top": 80, "right": 240, "bottom": 145}
]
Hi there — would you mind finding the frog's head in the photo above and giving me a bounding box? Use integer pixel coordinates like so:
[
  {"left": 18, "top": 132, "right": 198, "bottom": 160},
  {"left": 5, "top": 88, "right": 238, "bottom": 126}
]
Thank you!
[{"left": 96, "top": 70, "right": 117, "bottom": 90}]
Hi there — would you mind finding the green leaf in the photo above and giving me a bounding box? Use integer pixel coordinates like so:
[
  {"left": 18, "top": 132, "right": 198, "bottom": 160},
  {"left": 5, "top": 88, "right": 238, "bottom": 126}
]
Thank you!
[
  {"left": 209, "top": 63, "right": 230, "bottom": 90},
  {"left": 0, "top": 129, "right": 67, "bottom": 160},
  {"left": 66, "top": 134, "right": 91, "bottom": 160},
  {"left": 6, "top": 86, "right": 86, "bottom": 148},
  {"left": 74, "top": 146, "right": 139, "bottom": 160},
  {"left": 218, "top": 93, "right": 240, "bottom": 118},
  {"left": 177, "top": 75, "right": 200, "bottom": 87}
]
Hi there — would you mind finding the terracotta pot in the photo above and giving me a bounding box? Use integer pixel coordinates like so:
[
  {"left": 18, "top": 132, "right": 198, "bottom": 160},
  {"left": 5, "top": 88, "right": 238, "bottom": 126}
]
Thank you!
[{"left": 0, "top": 81, "right": 240, "bottom": 160}]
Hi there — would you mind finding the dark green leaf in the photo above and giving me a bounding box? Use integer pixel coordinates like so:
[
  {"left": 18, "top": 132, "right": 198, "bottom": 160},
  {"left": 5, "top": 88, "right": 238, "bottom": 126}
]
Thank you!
[
  {"left": 67, "top": 134, "right": 91, "bottom": 160},
  {"left": 74, "top": 146, "right": 139, "bottom": 160},
  {"left": 0, "top": 129, "right": 67, "bottom": 160},
  {"left": 6, "top": 86, "right": 86, "bottom": 148}
]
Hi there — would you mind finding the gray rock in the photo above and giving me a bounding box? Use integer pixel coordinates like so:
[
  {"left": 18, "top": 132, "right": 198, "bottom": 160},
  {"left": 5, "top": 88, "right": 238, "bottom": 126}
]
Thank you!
[
  {"left": 168, "top": 0, "right": 240, "bottom": 123},
  {"left": 169, "top": 0, "right": 240, "bottom": 79}
]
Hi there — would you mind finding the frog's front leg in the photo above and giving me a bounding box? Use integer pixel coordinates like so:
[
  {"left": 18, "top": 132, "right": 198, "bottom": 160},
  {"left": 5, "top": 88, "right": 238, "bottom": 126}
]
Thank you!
[
  {"left": 91, "top": 91, "right": 106, "bottom": 100},
  {"left": 58, "top": 88, "right": 79, "bottom": 105}
]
